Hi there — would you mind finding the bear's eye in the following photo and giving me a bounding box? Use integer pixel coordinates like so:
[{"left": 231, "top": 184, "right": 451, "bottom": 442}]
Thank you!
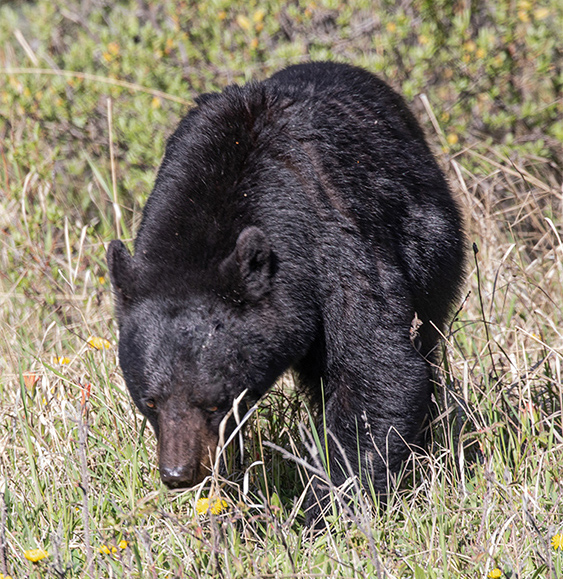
[
  {"left": 206, "top": 406, "right": 219, "bottom": 413},
  {"left": 146, "top": 399, "right": 157, "bottom": 409}
]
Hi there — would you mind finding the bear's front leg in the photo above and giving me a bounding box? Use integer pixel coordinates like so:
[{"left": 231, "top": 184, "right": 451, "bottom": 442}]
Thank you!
[{"left": 304, "top": 335, "right": 432, "bottom": 527}]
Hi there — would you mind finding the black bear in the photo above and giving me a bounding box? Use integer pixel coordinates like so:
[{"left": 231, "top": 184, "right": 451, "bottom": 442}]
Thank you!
[{"left": 107, "top": 61, "right": 465, "bottom": 523}]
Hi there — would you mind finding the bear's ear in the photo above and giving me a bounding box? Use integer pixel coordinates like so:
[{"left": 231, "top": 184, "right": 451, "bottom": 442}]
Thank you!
[
  {"left": 233, "top": 227, "right": 273, "bottom": 301},
  {"left": 107, "top": 240, "right": 135, "bottom": 312}
]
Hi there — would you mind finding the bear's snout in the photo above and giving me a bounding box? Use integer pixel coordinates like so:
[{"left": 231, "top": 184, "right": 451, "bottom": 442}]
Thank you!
[
  {"left": 157, "top": 407, "right": 219, "bottom": 490},
  {"left": 159, "top": 464, "right": 199, "bottom": 488}
]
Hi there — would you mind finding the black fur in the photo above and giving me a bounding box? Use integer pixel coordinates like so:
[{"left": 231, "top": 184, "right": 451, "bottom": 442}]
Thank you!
[{"left": 107, "top": 61, "right": 465, "bottom": 523}]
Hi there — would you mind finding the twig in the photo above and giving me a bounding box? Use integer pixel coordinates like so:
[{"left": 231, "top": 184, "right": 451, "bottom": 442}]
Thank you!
[
  {"left": 0, "top": 67, "right": 191, "bottom": 106},
  {"left": 13, "top": 29, "right": 39, "bottom": 66},
  {"left": 467, "top": 147, "right": 555, "bottom": 194},
  {"left": 419, "top": 93, "right": 448, "bottom": 149},
  {"left": 77, "top": 405, "right": 94, "bottom": 577},
  {"left": 0, "top": 489, "right": 8, "bottom": 576},
  {"left": 107, "top": 98, "right": 122, "bottom": 239},
  {"left": 473, "top": 242, "right": 498, "bottom": 382}
]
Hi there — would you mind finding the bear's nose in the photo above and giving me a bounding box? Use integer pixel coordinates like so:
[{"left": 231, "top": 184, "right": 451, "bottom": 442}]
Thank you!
[{"left": 160, "top": 465, "right": 196, "bottom": 488}]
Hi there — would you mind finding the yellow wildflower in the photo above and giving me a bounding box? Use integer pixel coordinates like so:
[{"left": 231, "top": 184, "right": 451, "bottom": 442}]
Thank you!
[
  {"left": 53, "top": 356, "right": 70, "bottom": 365},
  {"left": 447, "top": 133, "right": 459, "bottom": 146},
  {"left": 517, "top": 10, "right": 530, "bottom": 22},
  {"left": 0, "top": 573, "right": 14, "bottom": 579},
  {"left": 87, "top": 336, "right": 112, "bottom": 350},
  {"left": 218, "top": 10, "right": 227, "bottom": 20},
  {"left": 552, "top": 534, "right": 563, "bottom": 550},
  {"left": 99, "top": 540, "right": 127, "bottom": 555},
  {"left": 534, "top": 7, "right": 549, "bottom": 20},
  {"left": 488, "top": 569, "right": 502, "bottom": 579},
  {"left": 253, "top": 9, "right": 266, "bottom": 23},
  {"left": 236, "top": 15, "right": 251, "bottom": 31},
  {"left": 463, "top": 40, "right": 476, "bottom": 52},
  {"left": 196, "top": 497, "right": 209, "bottom": 514},
  {"left": 151, "top": 96, "right": 161, "bottom": 109},
  {"left": 196, "top": 497, "right": 228, "bottom": 515},
  {"left": 386, "top": 22, "right": 397, "bottom": 33},
  {"left": 24, "top": 548, "right": 49, "bottom": 562}
]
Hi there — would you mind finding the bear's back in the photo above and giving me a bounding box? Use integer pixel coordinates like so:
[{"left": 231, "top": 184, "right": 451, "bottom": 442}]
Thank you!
[{"left": 132, "top": 62, "right": 463, "bottom": 322}]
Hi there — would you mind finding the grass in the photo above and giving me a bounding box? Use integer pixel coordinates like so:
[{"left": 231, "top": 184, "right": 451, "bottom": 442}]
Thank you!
[{"left": 1, "top": 0, "right": 562, "bottom": 577}]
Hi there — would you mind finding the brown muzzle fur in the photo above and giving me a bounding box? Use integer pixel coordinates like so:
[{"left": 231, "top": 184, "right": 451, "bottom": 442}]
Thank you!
[{"left": 157, "top": 404, "right": 218, "bottom": 489}]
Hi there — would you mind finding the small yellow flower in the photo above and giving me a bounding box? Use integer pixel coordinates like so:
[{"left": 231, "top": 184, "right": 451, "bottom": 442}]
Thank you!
[
  {"left": 218, "top": 10, "right": 227, "bottom": 20},
  {"left": 107, "top": 42, "right": 120, "bottom": 56},
  {"left": 53, "top": 356, "right": 70, "bottom": 365},
  {"left": 99, "top": 544, "right": 117, "bottom": 555},
  {"left": 517, "top": 10, "right": 530, "bottom": 22},
  {"left": 87, "top": 336, "right": 112, "bottom": 350},
  {"left": 463, "top": 40, "right": 476, "bottom": 52},
  {"left": 386, "top": 22, "right": 397, "bottom": 33},
  {"left": 151, "top": 96, "right": 162, "bottom": 109},
  {"left": 488, "top": 569, "right": 502, "bottom": 579},
  {"left": 118, "top": 540, "right": 128, "bottom": 550},
  {"left": 0, "top": 573, "right": 14, "bottom": 579},
  {"left": 236, "top": 15, "right": 251, "bottom": 31},
  {"left": 210, "top": 499, "right": 228, "bottom": 514},
  {"left": 196, "top": 497, "right": 228, "bottom": 515},
  {"left": 196, "top": 497, "right": 209, "bottom": 514},
  {"left": 447, "top": 133, "right": 459, "bottom": 146},
  {"left": 552, "top": 534, "right": 563, "bottom": 550},
  {"left": 24, "top": 548, "right": 49, "bottom": 562},
  {"left": 253, "top": 9, "right": 266, "bottom": 23}
]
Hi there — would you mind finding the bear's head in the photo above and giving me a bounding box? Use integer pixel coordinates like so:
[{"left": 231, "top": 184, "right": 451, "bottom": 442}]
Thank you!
[{"left": 107, "top": 226, "right": 316, "bottom": 488}]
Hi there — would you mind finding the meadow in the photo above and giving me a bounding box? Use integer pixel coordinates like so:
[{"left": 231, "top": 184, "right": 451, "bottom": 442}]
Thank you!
[{"left": 0, "top": 0, "right": 562, "bottom": 577}]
